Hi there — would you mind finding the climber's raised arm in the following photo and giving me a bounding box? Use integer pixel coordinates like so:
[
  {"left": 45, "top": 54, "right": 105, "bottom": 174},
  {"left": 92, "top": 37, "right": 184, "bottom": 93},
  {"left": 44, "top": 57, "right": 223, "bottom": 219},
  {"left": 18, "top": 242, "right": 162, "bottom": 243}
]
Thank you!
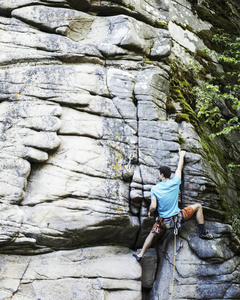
[{"left": 175, "top": 150, "right": 186, "bottom": 179}]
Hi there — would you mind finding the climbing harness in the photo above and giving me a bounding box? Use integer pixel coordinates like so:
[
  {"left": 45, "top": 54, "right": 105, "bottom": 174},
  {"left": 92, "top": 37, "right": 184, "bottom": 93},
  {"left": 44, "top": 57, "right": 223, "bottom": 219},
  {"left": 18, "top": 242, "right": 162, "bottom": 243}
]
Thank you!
[
  {"left": 163, "top": 212, "right": 182, "bottom": 232},
  {"left": 122, "top": 153, "right": 134, "bottom": 181}
]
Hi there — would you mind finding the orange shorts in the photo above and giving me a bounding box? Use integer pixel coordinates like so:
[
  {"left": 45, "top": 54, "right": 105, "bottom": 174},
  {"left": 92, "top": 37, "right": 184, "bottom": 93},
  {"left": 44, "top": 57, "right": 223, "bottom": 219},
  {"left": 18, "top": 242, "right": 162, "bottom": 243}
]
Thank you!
[
  {"left": 152, "top": 206, "right": 194, "bottom": 234},
  {"left": 181, "top": 206, "right": 194, "bottom": 222}
]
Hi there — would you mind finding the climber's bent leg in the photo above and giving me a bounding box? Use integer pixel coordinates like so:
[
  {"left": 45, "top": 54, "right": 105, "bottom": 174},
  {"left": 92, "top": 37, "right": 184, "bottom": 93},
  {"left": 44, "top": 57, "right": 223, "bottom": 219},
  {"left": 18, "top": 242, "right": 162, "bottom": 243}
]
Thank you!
[
  {"left": 181, "top": 203, "right": 203, "bottom": 223},
  {"left": 181, "top": 205, "right": 195, "bottom": 222},
  {"left": 181, "top": 204, "right": 213, "bottom": 239},
  {"left": 191, "top": 203, "right": 204, "bottom": 224}
]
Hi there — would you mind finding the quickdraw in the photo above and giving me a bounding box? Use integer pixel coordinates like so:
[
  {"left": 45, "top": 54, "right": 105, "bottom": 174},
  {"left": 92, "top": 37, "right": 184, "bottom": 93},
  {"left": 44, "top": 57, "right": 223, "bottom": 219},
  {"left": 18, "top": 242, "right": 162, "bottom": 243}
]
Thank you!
[
  {"left": 126, "top": 153, "right": 134, "bottom": 172},
  {"left": 174, "top": 216, "right": 178, "bottom": 235},
  {"left": 122, "top": 153, "right": 134, "bottom": 182},
  {"left": 175, "top": 240, "right": 183, "bottom": 256}
]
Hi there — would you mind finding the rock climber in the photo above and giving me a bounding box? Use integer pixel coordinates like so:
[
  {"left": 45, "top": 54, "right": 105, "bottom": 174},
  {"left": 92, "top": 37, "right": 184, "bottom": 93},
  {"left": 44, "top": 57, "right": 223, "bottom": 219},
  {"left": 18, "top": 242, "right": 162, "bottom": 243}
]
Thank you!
[{"left": 133, "top": 150, "right": 213, "bottom": 262}]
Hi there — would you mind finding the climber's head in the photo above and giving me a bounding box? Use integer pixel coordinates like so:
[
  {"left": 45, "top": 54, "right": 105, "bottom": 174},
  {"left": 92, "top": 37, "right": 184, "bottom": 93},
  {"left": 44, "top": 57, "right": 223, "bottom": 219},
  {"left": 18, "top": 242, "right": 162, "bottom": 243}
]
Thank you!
[{"left": 159, "top": 166, "right": 171, "bottom": 180}]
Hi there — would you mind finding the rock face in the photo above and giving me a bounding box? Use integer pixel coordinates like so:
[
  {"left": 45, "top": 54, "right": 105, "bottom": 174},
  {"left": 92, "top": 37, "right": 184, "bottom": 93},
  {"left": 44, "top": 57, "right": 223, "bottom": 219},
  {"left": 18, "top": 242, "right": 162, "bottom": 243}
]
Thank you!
[
  {"left": 1, "top": 246, "right": 141, "bottom": 300},
  {"left": 0, "top": 0, "right": 239, "bottom": 299}
]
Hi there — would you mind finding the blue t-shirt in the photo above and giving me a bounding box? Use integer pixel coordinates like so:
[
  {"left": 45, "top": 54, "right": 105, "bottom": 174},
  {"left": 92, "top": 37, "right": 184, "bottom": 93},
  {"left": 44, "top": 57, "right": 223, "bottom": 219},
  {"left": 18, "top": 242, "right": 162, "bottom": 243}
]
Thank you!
[{"left": 151, "top": 175, "right": 181, "bottom": 218}]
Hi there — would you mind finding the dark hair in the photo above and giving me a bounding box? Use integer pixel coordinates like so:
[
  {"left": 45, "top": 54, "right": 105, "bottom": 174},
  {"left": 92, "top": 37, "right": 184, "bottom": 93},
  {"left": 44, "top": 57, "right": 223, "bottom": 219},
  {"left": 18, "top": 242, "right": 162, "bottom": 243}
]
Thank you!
[{"left": 159, "top": 166, "right": 171, "bottom": 179}]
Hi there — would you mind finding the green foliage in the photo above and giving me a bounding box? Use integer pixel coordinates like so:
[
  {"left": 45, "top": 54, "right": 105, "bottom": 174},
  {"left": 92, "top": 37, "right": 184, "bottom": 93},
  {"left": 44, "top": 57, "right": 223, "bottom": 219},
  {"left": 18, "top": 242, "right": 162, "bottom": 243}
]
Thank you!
[
  {"left": 194, "top": 83, "right": 222, "bottom": 127},
  {"left": 194, "top": 82, "right": 240, "bottom": 138},
  {"left": 212, "top": 32, "right": 240, "bottom": 70},
  {"left": 168, "top": 1, "right": 240, "bottom": 217},
  {"left": 193, "top": 30, "right": 240, "bottom": 198},
  {"left": 228, "top": 162, "right": 240, "bottom": 169},
  {"left": 194, "top": 32, "right": 240, "bottom": 139}
]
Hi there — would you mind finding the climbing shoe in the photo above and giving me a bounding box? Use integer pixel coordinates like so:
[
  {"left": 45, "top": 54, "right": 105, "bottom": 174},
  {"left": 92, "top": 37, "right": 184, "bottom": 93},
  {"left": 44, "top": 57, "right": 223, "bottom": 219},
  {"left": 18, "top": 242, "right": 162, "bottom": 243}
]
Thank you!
[
  {"left": 199, "top": 230, "right": 213, "bottom": 240},
  {"left": 133, "top": 253, "right": 142, "bottom": 262}
]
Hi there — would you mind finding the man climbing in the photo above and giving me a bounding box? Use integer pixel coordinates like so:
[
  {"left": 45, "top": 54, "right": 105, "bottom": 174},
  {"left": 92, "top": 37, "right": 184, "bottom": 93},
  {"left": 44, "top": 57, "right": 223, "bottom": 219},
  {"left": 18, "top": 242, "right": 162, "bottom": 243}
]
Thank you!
[{"left": 133, "top": 150, "right": 213, "bottom": 262}]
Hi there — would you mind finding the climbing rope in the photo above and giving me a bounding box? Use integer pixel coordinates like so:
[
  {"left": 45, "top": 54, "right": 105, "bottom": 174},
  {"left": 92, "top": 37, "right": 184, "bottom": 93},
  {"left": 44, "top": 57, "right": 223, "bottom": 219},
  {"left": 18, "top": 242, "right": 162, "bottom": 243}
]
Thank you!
[
  {"left": 171, "top": 155, "right": 184, "bottom": 299},
  {"left": 170, "top": 217, "right": 183, "bottom": 300},
  {"left": 170, "top": 232, "right": 177, "bottom": 300}
]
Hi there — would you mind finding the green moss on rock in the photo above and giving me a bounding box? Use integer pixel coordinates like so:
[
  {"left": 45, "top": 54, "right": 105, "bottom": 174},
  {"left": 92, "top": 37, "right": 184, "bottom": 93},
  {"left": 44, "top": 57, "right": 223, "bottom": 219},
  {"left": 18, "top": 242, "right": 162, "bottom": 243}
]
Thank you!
[
  {"left": 195, "top": 49, "right": 218, "bottom": 77},
  {"left": 154, "top": 20, "right": 168, "bottom": 29},
  {"left": 196, "top": 30, "right": 218, "bottom": 51},
  {"left": 170, "top": 86, "right": 185, "bottom": 102},
  {"left": 173, "top": 21, "right": 194, "bottom": 33},
  {"left": 196, "top": 50, "right": 212, "bottom": 62},
  {"left": 166, "top": 99, "right": 177, "bottom": 114},
  {"left": 180, "top": 99, "right": 199, "bottom": 126},
  {"left": 201, "top": 130, "right": 228, "bottom": 173},
  {"left": 124, "top": 3, "right": 135, "bottom": 10},
  {"left": 175, "top": 113, "right": 190, "bottom": 123},
  {"left": 196, "top": 1, "right": 238, "bottom": 34},
  {"left": 168, "top": 58, "right": 199, "bottom": 128},
  {"left": 179, "top": 136, "right": 185, "bottom": 145}
]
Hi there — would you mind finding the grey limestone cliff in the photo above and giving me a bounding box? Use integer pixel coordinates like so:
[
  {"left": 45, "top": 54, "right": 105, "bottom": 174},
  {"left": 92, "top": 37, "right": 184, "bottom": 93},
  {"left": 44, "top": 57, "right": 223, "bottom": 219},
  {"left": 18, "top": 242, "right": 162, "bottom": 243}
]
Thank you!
[{"left": 0, "top": 0, "right": 239, "bottom": 299}]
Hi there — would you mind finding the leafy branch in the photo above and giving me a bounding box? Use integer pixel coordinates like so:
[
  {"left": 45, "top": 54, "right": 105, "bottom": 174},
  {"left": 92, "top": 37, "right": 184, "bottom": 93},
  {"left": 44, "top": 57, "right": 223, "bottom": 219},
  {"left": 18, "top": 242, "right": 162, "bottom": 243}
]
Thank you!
[
  {"left": 194, "top": 82, "right": 240, "bottom": 138},
  {"left": 194, "top": 32, "right": 240, "bottom": 140}
]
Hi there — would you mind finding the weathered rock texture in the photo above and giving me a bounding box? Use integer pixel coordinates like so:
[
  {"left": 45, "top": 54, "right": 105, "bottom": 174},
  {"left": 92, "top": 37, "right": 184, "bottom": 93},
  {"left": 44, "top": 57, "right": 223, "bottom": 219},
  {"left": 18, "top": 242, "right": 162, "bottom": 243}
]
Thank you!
[{"left": 0, "top": 0, "right": 239, "bottom": 299}]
